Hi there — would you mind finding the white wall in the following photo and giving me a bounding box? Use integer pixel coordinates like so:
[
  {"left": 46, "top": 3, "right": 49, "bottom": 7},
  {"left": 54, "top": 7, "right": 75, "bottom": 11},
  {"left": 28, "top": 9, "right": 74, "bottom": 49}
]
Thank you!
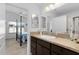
[{"left": 0, "top": 3, "right": 6, "bottom": 54}]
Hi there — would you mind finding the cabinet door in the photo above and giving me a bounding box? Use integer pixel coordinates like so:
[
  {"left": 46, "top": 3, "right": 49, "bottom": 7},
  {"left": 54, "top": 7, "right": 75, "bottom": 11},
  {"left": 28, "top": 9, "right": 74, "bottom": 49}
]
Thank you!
[
  {"left": 37, "top": 39, "right": 50, "bottom": 49},
  {"left": 37, "top": 44, "right": 42, "bottom": 55},
  {"left": 31, "top": 37, "right": 37, "bottom": 55},
  {"left": 37, "top": 43, "right": 50, "bottom": 55},
  {"left": 31, "top": 38, "right": 36, "bottom": 48},
  {"left": 31, "top": 47, "right": 36, "bottom": 55},
  {"left": 31, "top": 41, "right": 36, "bottom": 55},
  {"left": 41, "top": 46, "right": 50, "bottom": 55},
  {"left": 37, "top": 39, "right": 50, "bottom": 55},
  {"left": 51, "top": 44, "right": 62, "bottom": 55}
]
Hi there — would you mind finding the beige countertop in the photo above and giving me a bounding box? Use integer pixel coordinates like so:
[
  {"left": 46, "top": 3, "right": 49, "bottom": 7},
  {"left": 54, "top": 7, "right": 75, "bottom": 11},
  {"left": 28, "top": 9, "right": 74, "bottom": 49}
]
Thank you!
[{"left": 31, "top": 34, "right": 79, "bottom": 53}]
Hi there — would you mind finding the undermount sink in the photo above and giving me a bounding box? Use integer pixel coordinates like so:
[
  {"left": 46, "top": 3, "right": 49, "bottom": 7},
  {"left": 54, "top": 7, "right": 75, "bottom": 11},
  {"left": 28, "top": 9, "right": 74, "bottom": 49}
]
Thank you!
[{"left": 40, "top": 35, "right": 56, "bottom": 39}]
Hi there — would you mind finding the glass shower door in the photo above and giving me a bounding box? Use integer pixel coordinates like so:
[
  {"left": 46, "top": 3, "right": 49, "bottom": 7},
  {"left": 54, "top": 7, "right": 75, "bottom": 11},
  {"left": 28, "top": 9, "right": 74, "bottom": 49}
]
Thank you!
[{"left": 16, "top": 16, "right": 23, "bottom": 46}]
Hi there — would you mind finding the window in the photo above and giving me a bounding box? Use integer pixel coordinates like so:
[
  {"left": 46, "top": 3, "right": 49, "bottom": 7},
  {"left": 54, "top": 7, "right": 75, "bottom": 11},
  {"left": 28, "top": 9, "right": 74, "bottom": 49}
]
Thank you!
[{"left": 8, "top": 22, "right": 16, "bottom": 33}]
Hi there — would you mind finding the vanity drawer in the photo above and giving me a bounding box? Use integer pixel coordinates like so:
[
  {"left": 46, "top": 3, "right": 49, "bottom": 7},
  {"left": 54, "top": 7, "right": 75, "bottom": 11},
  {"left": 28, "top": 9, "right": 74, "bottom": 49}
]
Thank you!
[
  {"left": 31, "top": 40, "right": 36, "bottom": 48},
  {"left": 37, "top": 39, "right": 50, "bottom": 49},
  {"left": 31, "top": 47, "right": 36, "bottom": 55}
]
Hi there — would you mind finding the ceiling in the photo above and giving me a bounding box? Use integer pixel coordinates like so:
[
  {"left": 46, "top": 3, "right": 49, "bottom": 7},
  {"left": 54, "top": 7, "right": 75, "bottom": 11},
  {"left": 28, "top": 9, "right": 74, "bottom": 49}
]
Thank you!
[
  {"left": 52, "top": 3, "right": 79, "bottom": 16},
  {"left": 6, "top": 3, "right": 79, "bottom": 16},
  {"left": 6, "top": 3, "right": 61, "bottom": 15}
]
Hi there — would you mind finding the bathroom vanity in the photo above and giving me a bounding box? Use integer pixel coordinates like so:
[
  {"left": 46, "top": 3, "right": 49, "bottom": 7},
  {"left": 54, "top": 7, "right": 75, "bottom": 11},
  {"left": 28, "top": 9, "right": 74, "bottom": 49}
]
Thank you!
[{"left": 31, "top": 33, "right": 79, "bottom": 55}]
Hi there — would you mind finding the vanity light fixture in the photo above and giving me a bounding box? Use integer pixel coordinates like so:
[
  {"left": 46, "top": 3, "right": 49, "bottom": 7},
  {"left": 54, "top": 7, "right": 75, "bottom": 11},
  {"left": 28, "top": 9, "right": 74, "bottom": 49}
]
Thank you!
[
  {"left": 45, "top": 4, "right": 55, "bottom": 12},
  {"left": 45, "top": 6, "right": 50, "bottom": 12},
  {"left": 49, "top": 4, "right": 55, "bottom": 9},
  {"left": 44, "top": 3, "right": 65, "bottom": 12}
]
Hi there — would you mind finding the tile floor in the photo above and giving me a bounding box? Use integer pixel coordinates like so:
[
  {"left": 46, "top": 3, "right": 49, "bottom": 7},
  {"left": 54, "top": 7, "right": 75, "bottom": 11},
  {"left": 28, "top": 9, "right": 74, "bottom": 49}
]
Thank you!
[{"left": 5, "top": 39, "right": 27, "bottom": 55}]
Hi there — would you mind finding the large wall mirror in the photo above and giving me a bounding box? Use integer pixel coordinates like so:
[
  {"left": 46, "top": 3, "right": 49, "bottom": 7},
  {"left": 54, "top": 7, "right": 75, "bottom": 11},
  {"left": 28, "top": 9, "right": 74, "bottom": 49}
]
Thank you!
[
  {"left": 50, "top": 15, "right": 70, "bottom": 38},
  {"left": 51, "top": 15, "right": 67, "bottom": 33}
]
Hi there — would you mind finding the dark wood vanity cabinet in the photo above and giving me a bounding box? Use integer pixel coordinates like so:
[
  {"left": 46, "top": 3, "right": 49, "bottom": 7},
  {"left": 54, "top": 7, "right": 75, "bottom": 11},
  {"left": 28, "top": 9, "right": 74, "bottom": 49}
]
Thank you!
[{"left": 31, "top": 36, "right": 79, "bottom": 55}]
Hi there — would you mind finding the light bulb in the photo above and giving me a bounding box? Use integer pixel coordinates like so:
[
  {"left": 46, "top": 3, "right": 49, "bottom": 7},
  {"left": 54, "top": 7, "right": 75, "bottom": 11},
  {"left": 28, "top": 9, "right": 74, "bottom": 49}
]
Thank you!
[
  {"left": 45, "top": 7, "right": 50, "bottom": 12},
  {"left": 49, "top": 4, "right": 55, "bottom": 9},
  {"left": 32, "top": 14, "right": 36, "bottom": 18}
]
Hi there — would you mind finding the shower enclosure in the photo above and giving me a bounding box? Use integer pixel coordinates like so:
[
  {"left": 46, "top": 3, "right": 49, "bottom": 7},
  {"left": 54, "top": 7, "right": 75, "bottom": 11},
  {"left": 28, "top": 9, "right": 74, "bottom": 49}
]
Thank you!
[{"left": 16, "top": 16, "right": 27, "bottom": 46}]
